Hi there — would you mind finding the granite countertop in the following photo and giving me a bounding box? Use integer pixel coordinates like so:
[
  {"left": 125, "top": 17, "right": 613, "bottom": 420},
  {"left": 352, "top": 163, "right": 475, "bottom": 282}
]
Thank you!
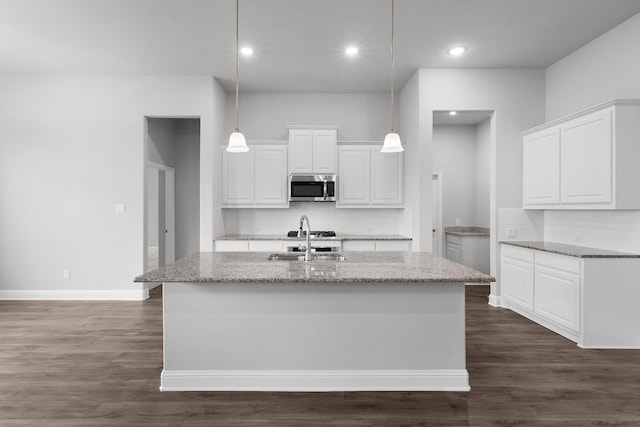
[
  {"left": 500, "top": 241, "right": 640, "bottom": 258},
  {"left": 445, "top": 226, "right": 490, "bottom": 237},
  {"left": 134, "top": 251, "right": 494, "bottom": 284},
  {"left": 216, "top": 234, "right": 412, "bottom": 241}
]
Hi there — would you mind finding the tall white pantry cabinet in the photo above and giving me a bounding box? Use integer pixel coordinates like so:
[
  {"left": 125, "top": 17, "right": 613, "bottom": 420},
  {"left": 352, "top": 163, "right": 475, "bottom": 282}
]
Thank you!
[{"left": 522, "top": 100, "right": 640, "bottom": 209}]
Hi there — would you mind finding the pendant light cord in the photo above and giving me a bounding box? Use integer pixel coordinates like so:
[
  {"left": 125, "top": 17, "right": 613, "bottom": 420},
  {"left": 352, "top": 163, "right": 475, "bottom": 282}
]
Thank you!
[
  {"left": 235, "top": 0, "right": 240, "bottom": 132},
  {"left": 390, "top": 0, "right": 395, "bottom": 133}
]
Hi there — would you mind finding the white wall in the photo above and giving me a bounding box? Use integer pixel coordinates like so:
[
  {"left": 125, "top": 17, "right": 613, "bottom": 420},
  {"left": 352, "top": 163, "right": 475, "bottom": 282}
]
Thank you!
[
  {"left": 219, "top": 92, "right": 411, "bottom": 236},
  {"left": 398, "top": 71, "right": 421, "bottom": 248},
  {"left": 546, "top": 12, "right": 640, "bottom": 120},
  {"left": 0, "top": 76, "right": 216, "bottom": 298},
  {"left": 407, "top": 69, "right": 545, "bottom": 302},
  {"left": 174, "top": 119, "right": 200, "bottom": 260},
  {"left": 543, "top": 12, "right": 640, "bottom": 253},
  {"left": 475, "top": 119, "right": 491, "bottom": 228},
  {"left": 224, "top": 92, "right": 391, "bottom": 141},
  {"left": 433, "top": 125, "right": 477, "bottom": 227}
]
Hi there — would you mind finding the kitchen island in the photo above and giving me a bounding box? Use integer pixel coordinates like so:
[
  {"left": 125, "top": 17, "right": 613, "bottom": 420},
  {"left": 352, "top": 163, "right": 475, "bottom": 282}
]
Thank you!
[{"left": 135, "top": 251, "right": 494, "bottom": 392}]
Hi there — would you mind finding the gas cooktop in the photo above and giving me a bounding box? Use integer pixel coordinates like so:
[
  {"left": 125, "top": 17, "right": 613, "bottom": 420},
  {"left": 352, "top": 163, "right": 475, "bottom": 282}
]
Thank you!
[{"left": 287, "top": 230, "right": 337, "bottom": 238}]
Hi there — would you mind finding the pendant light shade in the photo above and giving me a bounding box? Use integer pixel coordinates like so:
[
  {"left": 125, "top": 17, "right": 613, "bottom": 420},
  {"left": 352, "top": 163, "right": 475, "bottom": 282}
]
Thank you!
[
  {"left": 381, "top": 0, "right": 404, "bottom": 153},
  {"left": 228, "top": 130, "right": 249, "bottom": 152},
  {"left": 227, "top": 0, "right": 249, "bottom": 153},
  {"left": 382, "top": 131, "right": 403, "bottom": 152}
]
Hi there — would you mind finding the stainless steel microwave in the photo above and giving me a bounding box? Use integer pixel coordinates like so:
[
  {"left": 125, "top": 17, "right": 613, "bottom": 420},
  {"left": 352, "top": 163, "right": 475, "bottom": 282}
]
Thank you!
[{"left": 289, "top": 174, "right": 336, "bottom": 202}]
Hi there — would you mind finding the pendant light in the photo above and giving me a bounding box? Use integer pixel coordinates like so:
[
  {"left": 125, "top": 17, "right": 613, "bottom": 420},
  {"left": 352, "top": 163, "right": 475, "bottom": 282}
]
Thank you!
[
  {"left": 227, "top": 0, "right": 249, "bottom": 153},
  {"left": 381, "top": 0, "right": 404, "bottom": 153}
]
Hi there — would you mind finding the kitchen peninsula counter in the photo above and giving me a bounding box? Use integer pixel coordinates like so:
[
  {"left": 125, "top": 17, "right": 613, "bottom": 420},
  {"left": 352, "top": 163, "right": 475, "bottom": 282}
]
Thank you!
[
  {"left": 135, "top": 251, "right": 492, "bottom": 284},
  {"left": 135, "top": 251, "right": 493, "bottom": 393}
]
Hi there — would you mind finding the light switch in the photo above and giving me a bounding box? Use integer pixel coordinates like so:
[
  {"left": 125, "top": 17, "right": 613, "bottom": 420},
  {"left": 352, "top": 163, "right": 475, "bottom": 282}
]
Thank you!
[
  {"left": 115, "top": 203, "right": 126, "bottom": 214},
  {"left": 63, "top": 269, "right": 71, "bottom": 279}
]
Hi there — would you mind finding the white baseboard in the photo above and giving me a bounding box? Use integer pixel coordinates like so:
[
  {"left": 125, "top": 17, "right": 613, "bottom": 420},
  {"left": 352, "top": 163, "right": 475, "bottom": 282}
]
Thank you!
[
  {"left": 160, "top": 369, "right": 470, "bottom": 392},
  {"left": 0, "top": 289, "right": 149, "bottom": 301},
  {"left": 488, "top": 293, "right": 501, "bottom": 307}
]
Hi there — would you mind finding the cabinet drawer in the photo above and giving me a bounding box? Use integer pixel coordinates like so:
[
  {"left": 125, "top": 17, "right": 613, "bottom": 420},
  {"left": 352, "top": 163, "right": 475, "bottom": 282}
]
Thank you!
[
  {"left": 248, "top": 241, "right": 284, "bottom": 252},
  {"left": 535, "top": 251, "right": 581, "bottom": 274},
  {"left": 376, "top": 240, "right": 411, "bottom": 251},
  {"left": 215, "top": 240, "right": 249, "bottom": 252},
  {"left": 342, "top": 240, "right": 376, "bottom": 251},
  {"left": 501, "top": 244, "right": 534, "bottom": 263}
]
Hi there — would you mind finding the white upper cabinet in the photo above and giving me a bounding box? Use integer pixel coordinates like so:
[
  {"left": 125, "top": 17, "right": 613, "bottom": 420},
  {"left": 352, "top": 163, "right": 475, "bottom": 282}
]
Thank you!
[
  {"left": 254, "top": 145, "right": 288, "bottom": 206},
  {"left": 288, "top": 130, "right": 313, "bottom": 173},
  {"left": 288, "top": 127, "right": 338, "bottom": 174},
  {"left": 522, "top": 100, "right": 640, "bottom": 210},
  {"left": 560, "top": 108, "right": 612, "bottom": 205},
  {"left": 337, "top": 144, "right": 404, "bottom": 208},
  {"left": 222, "top": 149, "right": 254, "bottom": 206},
  {"left": 221, "top": 142, "right": 288, "bottom": 208},
  {"left": 337, "top": 146, "right": 370, "bottom": 205},
  {"left": 522, "top": 128, "right": 560, "bottom": 206},
  {"left": 371, "top": 147, "right": 403, "bottom": 205}
]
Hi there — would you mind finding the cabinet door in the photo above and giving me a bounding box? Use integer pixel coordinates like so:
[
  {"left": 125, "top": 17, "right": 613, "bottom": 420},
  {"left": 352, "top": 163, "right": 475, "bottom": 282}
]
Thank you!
[
  {"left": 254, "top": 146, "right": 288, "bottom": 206},
  {"left": 522, "top": 127, "right": 560, "bottom": 206},
  {"left": 371, "top": 148, "right": 403, "bottom": 206},
  {"left": 501, "top": 255, "right": 534, "bottom": 311},
  {"left": 337, "top": 146, "right": 370, "bottom": 205},
  {"left": 534, "top": 265, "right": 581, "bottom": 333},
  {"left": 561, "top": 108, "right": 612, "bottom": 205},
  {"left": 289, "top": 130, "right": 314, "bottom": 174},
  {"left": 222, "top": 148, "right": 254, "bottom": 205},
  {"left": 446, "top": 242, "right": 461, "bottom": 263},
  {"left": 313, "top": 130, "right": 337, "bottom": 173}
]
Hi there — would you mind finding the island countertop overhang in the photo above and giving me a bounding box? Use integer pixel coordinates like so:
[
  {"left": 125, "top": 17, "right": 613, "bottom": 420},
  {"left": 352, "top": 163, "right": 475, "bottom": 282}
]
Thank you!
[{"left": 134, "top": 251, "right": 495, "bottom": 284}]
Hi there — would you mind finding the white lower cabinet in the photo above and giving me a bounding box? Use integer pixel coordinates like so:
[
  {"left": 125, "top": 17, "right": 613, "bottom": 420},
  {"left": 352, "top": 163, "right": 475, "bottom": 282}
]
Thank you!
[
  {"left": 446, "top": 234, "right": 490, "bottom": 274},
  {"left": 341, "top": 240, "right": 411, "bottom": 252},
  {"left": 215, "top": 240, "right": 284, "bottom": 252},
  {"left": 533, "top": 264, "right": 580, "bottom": 333},
  {"left": 500, "top": 246, "right": 534, "bottom": 311},
  {"left": 500, "top": 243, "right": 640, "bottom": 348}
]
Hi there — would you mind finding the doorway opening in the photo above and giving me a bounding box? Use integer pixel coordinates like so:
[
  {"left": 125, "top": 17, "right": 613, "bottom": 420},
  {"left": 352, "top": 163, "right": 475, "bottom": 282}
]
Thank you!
[
  {"left": 144, "top": 117, "right": 201, "bottom": 287},
  {"left": 432, "top": 110, "right": 492, "bottom": 274}
]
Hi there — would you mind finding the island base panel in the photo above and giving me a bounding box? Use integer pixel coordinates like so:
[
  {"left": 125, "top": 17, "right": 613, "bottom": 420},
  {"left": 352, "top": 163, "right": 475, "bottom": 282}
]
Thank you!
[{"left": 161, "top": 282, "right": 468, "bottom": 391}]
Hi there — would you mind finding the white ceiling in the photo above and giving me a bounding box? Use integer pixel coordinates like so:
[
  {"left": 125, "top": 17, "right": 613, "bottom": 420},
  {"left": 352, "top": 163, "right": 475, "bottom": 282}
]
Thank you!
[{"left": 2, "top": 0, "right": 640, "bottom": 93}]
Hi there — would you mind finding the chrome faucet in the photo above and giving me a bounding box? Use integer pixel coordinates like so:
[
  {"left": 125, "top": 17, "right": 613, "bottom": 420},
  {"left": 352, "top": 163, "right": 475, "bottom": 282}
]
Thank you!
[{"left": 299, "top": 215, "right": 312, "bottom": 261}]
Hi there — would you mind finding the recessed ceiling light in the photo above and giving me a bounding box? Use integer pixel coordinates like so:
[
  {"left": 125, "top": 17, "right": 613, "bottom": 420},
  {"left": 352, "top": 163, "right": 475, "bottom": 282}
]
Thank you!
[
  {"left": 345, "top": 46, "right": 359, "bottom": 56},
  {"left": 240, "top": 47, "right": 253, "bottom": 55},
  {"left": 448, "top": 46, "right": 466, "bottom": 56},
  {"left": 449, "top": 111, "right": 458, "bottom": 116}
]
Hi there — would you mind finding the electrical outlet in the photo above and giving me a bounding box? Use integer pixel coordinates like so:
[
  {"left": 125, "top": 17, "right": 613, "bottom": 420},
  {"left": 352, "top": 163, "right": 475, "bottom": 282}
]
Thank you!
[
  {"left": 63, "top": 269, "right": 71, "bottom": 279},
  {"left": 506, "top": 228, "right": 518, "bottom": 238},
  {"left": 575, "top": 233, "right": 584, "bottom": 243},
  {"left": 115, "top": 203, "right": 126, "bottom": 214},
  {"left": 455, "top": 218, "right": 461, "bottom": 225}
]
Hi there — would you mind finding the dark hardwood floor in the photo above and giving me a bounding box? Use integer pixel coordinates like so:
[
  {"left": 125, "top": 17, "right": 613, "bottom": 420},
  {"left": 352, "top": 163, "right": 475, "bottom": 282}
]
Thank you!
[{"left": 1, "top": 285, "right": 639, "bottom": 426}]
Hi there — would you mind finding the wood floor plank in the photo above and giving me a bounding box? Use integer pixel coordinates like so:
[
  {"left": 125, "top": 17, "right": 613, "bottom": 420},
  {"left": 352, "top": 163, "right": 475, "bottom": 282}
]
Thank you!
[{"left": 1, "top": 285, "right": 639, "bottom": 425}]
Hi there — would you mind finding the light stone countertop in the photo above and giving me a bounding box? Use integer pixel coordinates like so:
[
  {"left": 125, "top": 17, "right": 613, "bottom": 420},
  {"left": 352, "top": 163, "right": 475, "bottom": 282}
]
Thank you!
[
  {"left": 134, "top": 251, "right": 494, "bottom": 284},
  {"left": 216, "top": 234, "right": 411, "bottom": 241},
  {"left": 501, "top": 240, "right": 640, "bottom": 258},
  {"left": 445, "top": 226, "right": 490, "bottom": 237}
]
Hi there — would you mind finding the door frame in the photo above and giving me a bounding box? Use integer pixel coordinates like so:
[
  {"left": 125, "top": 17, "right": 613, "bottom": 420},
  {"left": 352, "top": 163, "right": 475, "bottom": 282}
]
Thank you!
[
  {"left": 147, "top": 161, "right": 175, "bottom": 268},
  {"left": 432, "top": 172, "right": 443, "bottom": 257}
]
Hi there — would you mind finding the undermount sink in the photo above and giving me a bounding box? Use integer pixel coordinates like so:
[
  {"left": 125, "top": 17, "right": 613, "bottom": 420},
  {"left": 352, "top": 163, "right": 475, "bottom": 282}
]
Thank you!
[{"left": 268, "top": 253, "right": 347, "bottom": 262}]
